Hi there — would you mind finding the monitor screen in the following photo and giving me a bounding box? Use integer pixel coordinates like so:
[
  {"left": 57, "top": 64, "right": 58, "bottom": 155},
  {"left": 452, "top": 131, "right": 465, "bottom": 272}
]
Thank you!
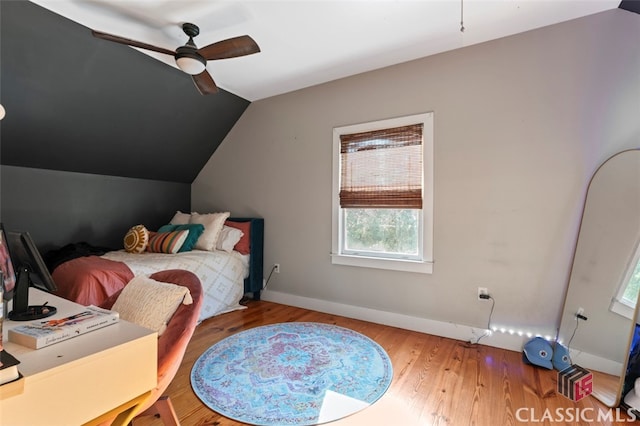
[
  {"left": 7, "top": 231, "right": 57, "bottom": 293},
  {"left": 0, "top": 223, "right": 17, "bottom": 301}
]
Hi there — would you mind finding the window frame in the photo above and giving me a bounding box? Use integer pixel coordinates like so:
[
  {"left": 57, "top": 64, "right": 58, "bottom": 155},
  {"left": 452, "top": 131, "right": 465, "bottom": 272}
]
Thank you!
[
  {"left": 610, "top": 239, "right": 640, "bottom": 320},
  {"left": 331, "top": 112, "right": 434, "bottom": 274}
]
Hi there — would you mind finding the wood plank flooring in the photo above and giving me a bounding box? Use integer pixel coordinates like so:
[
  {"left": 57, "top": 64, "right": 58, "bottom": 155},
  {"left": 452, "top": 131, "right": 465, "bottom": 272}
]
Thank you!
[{"left": 132, "top": 300, "right": 639, "bottom": 426}]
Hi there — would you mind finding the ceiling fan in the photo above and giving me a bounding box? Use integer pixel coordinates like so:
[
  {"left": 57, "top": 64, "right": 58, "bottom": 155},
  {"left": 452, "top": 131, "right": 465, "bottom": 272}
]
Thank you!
[{"left": 91, "top": 23, "right": 260, "bottom": 95}]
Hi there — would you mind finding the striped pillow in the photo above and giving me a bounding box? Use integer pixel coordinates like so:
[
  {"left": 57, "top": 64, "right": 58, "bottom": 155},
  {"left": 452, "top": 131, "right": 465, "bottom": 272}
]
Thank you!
[
  {"left": 124, "top": 225, "right": 149, "bottom": 253},
  {"left": 157, "top": 223, "right": 204, "bottom": 252},
  {"left": 146, "top": 230, "right": 189, "bottom": 254}
]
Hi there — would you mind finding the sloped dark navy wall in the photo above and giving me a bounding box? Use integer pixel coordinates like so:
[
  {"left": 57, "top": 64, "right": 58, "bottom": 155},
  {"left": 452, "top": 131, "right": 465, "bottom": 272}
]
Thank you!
[{"left": 0, "top": 1, "right": 248, "bottom": 251}]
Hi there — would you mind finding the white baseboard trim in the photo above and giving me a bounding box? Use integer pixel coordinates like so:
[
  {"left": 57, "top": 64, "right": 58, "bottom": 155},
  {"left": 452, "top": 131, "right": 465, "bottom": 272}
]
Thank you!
[
  {"left": 569, "top": 349, "right": 624, "bottom": 376},
  {"left": 260, "top": 290, "right": 528, "bottom": 352}
]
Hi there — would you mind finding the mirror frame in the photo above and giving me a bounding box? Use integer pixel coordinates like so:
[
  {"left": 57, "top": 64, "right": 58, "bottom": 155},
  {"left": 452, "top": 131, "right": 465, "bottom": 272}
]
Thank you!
[{"left": 556, "top": 148, "right": 640, "bottom": 407}]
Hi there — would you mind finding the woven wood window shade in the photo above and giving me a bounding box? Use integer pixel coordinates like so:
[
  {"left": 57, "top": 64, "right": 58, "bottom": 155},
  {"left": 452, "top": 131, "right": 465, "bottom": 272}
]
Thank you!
[{"left": 340, "top": 124, "right": 423, "bottom": 209}]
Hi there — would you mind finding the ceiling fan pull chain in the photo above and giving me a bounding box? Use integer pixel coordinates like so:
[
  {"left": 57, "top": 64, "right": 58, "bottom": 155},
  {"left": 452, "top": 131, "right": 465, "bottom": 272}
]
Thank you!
[{"left": 460, "top": 0, "right": 465, "bottom": 33}]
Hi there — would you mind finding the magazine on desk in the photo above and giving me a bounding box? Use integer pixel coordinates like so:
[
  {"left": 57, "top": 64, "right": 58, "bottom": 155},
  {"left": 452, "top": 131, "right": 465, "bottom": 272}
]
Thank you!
[{"left": 8, "top": 305, "right": 119, "bottom": 349}]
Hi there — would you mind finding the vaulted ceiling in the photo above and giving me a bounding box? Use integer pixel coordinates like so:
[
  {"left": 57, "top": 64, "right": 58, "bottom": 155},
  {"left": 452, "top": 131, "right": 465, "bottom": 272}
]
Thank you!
[
  {"left": 29, "top": 0, "right": 625, "bottom": 101},
  {"left": 1, "top": 1, "right": 637, "bottom": 184}
]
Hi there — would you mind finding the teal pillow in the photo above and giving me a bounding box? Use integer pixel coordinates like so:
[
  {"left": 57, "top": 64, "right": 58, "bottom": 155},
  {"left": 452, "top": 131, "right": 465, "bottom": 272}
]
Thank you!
[{"left": 157, "top": 223, "right": 205, "bottom": 252}]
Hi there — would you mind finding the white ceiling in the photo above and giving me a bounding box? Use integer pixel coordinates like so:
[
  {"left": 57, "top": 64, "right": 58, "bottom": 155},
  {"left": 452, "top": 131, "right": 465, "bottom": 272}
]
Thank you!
[{"left": 31, "top": 0, "right": 621, "bottom": 101}]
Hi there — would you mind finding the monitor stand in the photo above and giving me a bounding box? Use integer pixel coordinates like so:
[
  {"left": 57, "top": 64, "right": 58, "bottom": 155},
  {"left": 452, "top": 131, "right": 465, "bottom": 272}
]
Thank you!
[
  {"left": 7, "top": 267, "right": 57, "bottom": 321},
  {"left": 8, "top": 304, "right": 57, "bottom": 321}
]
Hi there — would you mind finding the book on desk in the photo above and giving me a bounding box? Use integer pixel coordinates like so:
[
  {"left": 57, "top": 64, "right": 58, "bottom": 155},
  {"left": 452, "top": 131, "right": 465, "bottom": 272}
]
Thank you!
[
  {"left": 0, "top": 349, "right": 21, "bottom": 386},
  {"left": 8, "top": 305, "right": 119, "bottom": 349}
]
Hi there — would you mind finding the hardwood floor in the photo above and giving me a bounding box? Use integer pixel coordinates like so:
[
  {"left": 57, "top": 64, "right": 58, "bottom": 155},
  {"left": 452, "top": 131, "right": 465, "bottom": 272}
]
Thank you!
[{"left": 133, "top": 300, "right": 639, "bottom": 426}]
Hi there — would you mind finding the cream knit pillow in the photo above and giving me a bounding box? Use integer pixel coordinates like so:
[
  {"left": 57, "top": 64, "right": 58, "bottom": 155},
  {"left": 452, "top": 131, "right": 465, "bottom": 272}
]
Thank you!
[{"left": 112, "top": 276, "right": 193, "bottom": 336}]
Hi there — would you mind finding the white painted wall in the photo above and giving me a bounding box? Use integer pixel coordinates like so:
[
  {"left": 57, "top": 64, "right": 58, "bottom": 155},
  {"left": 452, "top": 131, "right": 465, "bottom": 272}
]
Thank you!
[{"left": 192, "top": 9, "right": 640, "bottom": 342}]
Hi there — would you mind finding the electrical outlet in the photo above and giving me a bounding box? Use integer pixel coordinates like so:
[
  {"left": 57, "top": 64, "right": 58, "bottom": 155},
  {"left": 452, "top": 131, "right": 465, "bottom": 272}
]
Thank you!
[
  {"left": 274, "top": 264, "right": 280, "bottom": 273},
  {"left": 478, "top": 287, "right": 489, "bottom": 300},
  {"left": 577, "top": 307, "right": 584, "bottom": 317}
]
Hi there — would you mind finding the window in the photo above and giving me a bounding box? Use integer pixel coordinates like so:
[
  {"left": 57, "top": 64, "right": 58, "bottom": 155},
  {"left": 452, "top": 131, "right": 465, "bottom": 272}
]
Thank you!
[
  {"left": 331, "top": 112, "right": 433, "bottom": 273},
  {"left": 611, "top": 241, "right": 640, "bottom": 319}
]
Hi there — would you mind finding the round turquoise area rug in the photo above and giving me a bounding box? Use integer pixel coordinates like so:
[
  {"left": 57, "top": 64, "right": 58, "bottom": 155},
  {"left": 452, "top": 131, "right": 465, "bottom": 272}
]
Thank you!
[{"left": 190, "top": 322, "right": 393, "bottom": 426}]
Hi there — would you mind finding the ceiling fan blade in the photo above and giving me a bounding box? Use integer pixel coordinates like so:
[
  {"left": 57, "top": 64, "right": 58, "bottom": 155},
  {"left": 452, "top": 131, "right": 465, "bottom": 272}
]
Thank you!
[
  {"left": 198, "top": 35, "right": 260, "bottom": 61},
  {"left": 192, "top": 70, "right": 218, "bottom": 95},
  {"left": 91, "top": 30, "right": 176, "bottom": 56}
]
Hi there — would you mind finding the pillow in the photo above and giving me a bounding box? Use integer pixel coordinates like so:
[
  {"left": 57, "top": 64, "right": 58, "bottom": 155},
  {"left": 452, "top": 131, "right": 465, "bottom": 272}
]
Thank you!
[
  {"left": 123, "top": 225, "right": 149, "bottom": 253},
  {"left": 146, "top": 230, "right": 189, "bottom": 254},
  {"left": 189, "top": 212, "right": 230, "bottom": 251},
  {"left": 111, "top": 275, "right": 193, "bottom": 336},
  {"left": 157, "top": 223, "right": 205, "bottom": 252},
  {"left": 225, "top": 220, "right": 251, "bottom": 255},
  {"left": 169, "top": 210, "right": 191, "bottom": 225},
  {"left": 216, "top": 225, "right": 244, "bottom": 253}
]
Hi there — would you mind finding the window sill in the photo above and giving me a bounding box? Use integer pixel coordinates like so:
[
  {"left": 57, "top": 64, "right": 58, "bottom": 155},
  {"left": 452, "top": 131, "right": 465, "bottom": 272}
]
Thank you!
[
  {"left": 331, "top": 253, "right": 433, "bottom": 274},
  {"left": 610, "top": 299, "right": 636, "bottom": 321}
]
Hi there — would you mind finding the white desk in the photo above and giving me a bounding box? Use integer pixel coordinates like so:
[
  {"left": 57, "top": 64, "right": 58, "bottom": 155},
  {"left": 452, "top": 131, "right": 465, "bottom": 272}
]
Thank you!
[{"left": 1, "top": 288, "right": 157, "bottom": 426}]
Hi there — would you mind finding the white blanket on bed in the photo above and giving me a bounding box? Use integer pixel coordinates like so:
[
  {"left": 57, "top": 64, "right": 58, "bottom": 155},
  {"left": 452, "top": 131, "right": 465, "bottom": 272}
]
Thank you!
[{"left": 102, "top": 249, "right": 249, "bottom": 323}]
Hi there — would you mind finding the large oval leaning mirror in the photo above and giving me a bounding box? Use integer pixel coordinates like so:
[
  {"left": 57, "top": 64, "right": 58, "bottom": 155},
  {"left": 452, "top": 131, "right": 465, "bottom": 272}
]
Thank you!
[{"left": 557, "top": 149, "right": 640, "bottom": 408}]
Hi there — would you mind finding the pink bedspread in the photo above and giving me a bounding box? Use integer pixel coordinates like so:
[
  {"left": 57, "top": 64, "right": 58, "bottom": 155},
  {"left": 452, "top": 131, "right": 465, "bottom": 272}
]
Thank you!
[{"left": 52, "top": 255, "right": 134, "bottom": 306}]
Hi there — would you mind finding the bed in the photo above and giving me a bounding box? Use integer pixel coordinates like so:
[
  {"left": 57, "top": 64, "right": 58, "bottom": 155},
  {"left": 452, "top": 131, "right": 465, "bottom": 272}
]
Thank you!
[{"left": 50, "top": 217, "right": 264, "bottom": 323}]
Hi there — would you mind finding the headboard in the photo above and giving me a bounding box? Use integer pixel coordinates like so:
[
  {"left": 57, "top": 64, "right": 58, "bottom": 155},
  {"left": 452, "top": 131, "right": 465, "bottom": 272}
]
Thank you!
[{"left": 229, "top": 217, "right": 264, "bottom": 300}]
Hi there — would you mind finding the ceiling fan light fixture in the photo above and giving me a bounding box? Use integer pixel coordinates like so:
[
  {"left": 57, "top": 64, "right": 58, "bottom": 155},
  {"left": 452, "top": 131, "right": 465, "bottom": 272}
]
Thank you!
[
  {"left": 175, "top": 48, "right": 206, "bottom": 75},
  {"left": 91, "top": 22, "right": 259, "bottom": 95}
]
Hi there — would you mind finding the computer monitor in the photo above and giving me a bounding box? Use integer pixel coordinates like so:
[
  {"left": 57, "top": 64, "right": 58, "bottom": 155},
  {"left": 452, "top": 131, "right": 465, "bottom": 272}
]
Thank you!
[{"left": 5, "top": 230, "right": 57, "bottom": 321}]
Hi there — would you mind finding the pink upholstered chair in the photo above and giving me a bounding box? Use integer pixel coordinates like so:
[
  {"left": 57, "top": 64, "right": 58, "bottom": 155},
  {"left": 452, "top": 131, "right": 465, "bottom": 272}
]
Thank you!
[{"left": 99, "top": 269, "right": 203, "bottom": 426}]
